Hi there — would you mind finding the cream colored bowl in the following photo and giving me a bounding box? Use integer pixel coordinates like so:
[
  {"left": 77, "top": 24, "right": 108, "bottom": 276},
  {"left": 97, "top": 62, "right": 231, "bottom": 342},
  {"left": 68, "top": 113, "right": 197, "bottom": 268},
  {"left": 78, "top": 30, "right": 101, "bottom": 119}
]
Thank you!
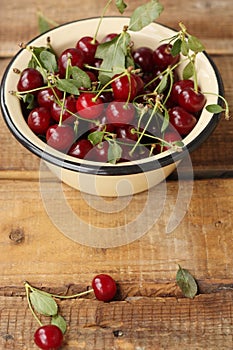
[{"left": 0, "top": 18, "right": 223, "bottom": 197}]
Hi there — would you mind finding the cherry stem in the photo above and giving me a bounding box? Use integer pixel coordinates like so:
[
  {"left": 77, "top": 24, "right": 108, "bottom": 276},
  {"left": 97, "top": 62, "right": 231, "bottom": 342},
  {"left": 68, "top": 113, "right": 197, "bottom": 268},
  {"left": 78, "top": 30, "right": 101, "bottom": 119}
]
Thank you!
[
  {"left": 93, "top": 0, "right": 113, "bottom": 43},
  {"left": 203, "top": 92, "right": 230, "bottom": 120},
  {"left": 24, "top": 282, "right": 43, "bottom": 327}
]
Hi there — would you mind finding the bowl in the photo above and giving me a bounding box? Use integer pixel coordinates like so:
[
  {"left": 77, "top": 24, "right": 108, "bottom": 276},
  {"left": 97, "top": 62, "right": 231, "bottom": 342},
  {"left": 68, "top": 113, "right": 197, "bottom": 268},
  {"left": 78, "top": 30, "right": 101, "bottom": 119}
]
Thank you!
[{"left": 0, "top": 17, "right": 224, "bottom": 197}]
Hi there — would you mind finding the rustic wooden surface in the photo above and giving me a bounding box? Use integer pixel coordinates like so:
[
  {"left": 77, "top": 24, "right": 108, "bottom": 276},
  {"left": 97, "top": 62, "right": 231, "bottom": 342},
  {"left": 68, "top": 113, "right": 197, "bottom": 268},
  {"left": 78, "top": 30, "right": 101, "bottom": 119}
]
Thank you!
[{"left": 0, "top": 0, "right": 233, "bottom": 349}]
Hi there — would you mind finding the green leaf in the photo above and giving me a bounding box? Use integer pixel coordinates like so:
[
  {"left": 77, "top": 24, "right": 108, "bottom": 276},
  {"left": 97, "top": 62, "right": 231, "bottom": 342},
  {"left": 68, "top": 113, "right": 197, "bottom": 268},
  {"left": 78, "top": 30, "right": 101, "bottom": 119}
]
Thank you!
[
  {"left": 115, "top": 0, "right": 127, "bottom": 14},
  {"left": 188, "top": 35, "right": 205, "bottom": 53},
  {"left": 157, "top": 74, "right": 168, "bottom": 93},
  {"left": 88, "top": 130, "right": 105, "bottom": 145},
  {"left": 40, "top": 50, "right": 58, "bottom": 73},
  {"left": 95, "top": 32, "right": 131, "bottom": 84},
  {"left": 22, "top": 93, "right": 35, "bottom": 110},
  {"left": 29, "top": 290, "right": 58, "bottom": 316},
  {"left": 38, "top": 13, "right": 51, "bottom": 34},
  {"left": 161, "top": 109, "right": 170, "bottom": 133},
  {"left": 69, "top": 66, "right": 92, "bottom": 89},
  {"left": 129, "top": 0, "right": 164, "bottom": 32},
  {"left": 108, "top": 141, "right": 122, "bottom": 164},
  {"left": 176, "top": 265, "right": 198, "bottom": 298},
  {"left": 182, "top": 61, "right": 194, "bottom": 80},
  {"left": 55, "top": 79, "right": 80, "bottom": 95},
  {"left": 171, "top": 39, "right": 182, "bottom": 57},
  {"left": 181, "top": 40, "right": 189, "bottom": 56},
  {"left": 51, "top": 314, "right": 67, "bottom": 334},
  {"left": 206, "top": 104, "right": 224, "bottom": 114}
]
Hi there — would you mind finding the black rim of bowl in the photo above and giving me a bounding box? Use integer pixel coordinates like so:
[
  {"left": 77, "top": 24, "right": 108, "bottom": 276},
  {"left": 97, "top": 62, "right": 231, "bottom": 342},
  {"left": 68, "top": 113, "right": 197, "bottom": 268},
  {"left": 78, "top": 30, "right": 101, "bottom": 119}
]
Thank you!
[{"left": 0, "top": 18, "right": 224, "bottom": 176}]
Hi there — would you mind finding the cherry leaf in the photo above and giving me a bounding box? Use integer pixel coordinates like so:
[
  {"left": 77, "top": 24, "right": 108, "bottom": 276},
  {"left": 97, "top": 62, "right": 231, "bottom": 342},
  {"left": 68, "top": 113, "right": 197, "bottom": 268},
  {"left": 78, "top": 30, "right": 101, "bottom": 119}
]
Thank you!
[
  {"left": 95, "top": 32, "right": 131, "bottom": 84},
  {"left": 171, "top": 38, "right": 182, "bottom": 57},
  {"left": 115, "top": 0, "right": 127, "bottom": 14},
  {"left": 182, "top": 61, "right": 194, "bottom": 80},
  {"left": 55, "top": 79, "right": 80, "bottom": 95},
  {"left": 157, "top": 74, "right": 168, "bottom": 93},
  {"left": 51, "top": 314, "right": 67, "bottom": 334},
  {"left": 88, "top": 130, "right": 105, "bottom": 146},
  {"left": 68, "top": 66, "right": 92, "bottom": 89},
  {"left": 188, "top": 35, "right": 205, "bottom": 53},
  {"left": 128, "top": 0, "right": 164, "bottom": 32},
  {"left": 176, "top": 265, "right": 198, "bottom": 298},
  {"left": 181, "top": 40, "right": 189, "bottom": 56},
  {"left": 206, "top": 104, "right": 224, "bottom": 114},
  {"left": 161, "top": 109, "right": 170, "bottom": 133},
  {"left": 108, "top": 141, "right": 122, "bottom": 164},
  {"left": 40, "top": 50, "right": 58, "bottom": 73},
  {"left": 38, "top": 13, "right": 51, "bottom": 34},
  {"left": 29, "top": 290, "right": 58, "bottom": 316},
  {"left": 22, "top": 93, "right": 35, "bottom": 110}
]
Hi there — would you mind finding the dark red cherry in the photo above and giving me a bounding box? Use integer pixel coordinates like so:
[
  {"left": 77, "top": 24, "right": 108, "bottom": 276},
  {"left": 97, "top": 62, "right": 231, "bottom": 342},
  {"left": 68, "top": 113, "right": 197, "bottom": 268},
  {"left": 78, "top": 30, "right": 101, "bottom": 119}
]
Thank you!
[
  {"left": 170, "top": 79, "right": 194, "bottom": 104},
  {"left": 37, "top": 87, "right": 63, "bottom": 109},
  {"left": 157, "top": 130, "right": 182, "bottom": 153},
  {"left": 92, "top": 274, "right": 117, "bottom": 301},
  {"left": 89, "top": 114, "right": 115, "bottom": 133},
  {"left": 132, "top": 74, "right": 144, "bottom": 94},
  {"left": 153, "top": 43, "right": 180, "bottom": 69},
  {"left": 28, "top": 107, "right": 51, "bottom": 135},
  {"left": 178, "top": 87, "right": 206, "bottom": 113},
  {"left": 51, "top": 95, "right": 77, "bottom": 124},
  {"left": 58, "top": 48, "right": 84, "bottom": 77},
  {"left": 46, "top": 124, "right": 75, "bottom": 152},
  {"left": 89, "top": 141, "right": 109, "bottom": 162},
  {"left": 17, "top": 68, "right": 44, "bottom": 93},
  {"left": 116, "top": 124, "right": 138, "bottom": 142},
  {"left": 76, "top": 36, "right": 99, "bottom": 65},
  {"left": 169, "top": 106, "right": 197, "bottom": 136},
  {"left": 132, "top": 46, "right": 154, "bottom": 73},
  {"left": 34, "top": 324, "right": 63, "bottom": 350},
  {"left": 76, "top": 92, "right": 104, "bottom": 120},
  {"left": 111, "top": 74, "right": 138, "bottom": 102},
  {"left": 101, "top": 33, "right": 118, "bottom": 43},
  {"left": 68, "top": 139, "right": 93, "bottom": 159},
  {"left": 106, "top": 101, "right": 135, "bottom": 126}
]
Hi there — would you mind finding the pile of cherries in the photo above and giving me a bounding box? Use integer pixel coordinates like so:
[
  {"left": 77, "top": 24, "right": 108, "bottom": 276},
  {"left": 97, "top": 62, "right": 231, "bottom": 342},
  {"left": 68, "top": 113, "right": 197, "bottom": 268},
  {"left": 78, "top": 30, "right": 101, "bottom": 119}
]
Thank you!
[{"left": 17, "top": 34, "right": 207, "bottom": 163}]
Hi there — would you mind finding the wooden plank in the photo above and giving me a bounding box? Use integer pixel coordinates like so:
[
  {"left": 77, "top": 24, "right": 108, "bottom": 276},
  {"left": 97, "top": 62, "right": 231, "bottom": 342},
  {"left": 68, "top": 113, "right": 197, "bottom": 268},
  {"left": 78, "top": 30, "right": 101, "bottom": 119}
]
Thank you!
[
  {"left": 1, "top": 291, "right": 233, "bottom": 349},
  {"left": 0, "top": 0, "right": 233, "bottom": 57},
  {"left": 0, "top": 177, "right": 232, "bottom": 290}
]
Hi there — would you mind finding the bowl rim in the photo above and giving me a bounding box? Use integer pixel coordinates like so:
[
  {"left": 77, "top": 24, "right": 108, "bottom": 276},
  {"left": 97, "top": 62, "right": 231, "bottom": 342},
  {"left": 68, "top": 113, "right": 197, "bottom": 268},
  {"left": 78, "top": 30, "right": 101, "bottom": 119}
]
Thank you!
[{"left": 0, "top": 17, "right": 224, "bottom": 176}]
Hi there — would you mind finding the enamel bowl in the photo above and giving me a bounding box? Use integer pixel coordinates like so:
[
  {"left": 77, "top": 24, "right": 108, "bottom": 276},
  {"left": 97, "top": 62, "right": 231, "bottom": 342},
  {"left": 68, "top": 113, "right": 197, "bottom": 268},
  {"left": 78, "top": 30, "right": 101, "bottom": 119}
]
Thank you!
[{"left": 0, "top": 17, "right": 224, "bottom": 197}]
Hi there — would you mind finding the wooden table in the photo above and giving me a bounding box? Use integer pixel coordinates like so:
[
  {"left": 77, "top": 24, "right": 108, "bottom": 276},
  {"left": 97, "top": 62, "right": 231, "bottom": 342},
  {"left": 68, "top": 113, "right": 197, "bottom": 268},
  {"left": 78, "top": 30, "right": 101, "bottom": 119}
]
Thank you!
[{"left": 0, "top": 0, "right": 233, "bottom": 349}]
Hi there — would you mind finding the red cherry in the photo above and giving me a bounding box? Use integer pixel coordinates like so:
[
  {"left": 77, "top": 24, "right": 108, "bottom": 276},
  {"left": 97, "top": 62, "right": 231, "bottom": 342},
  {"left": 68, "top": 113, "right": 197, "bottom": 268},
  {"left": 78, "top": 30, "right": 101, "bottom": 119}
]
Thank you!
[
  {"left": 51, "top": 95, "right": 77, "bottom": 124},
  {"left": 101, "top": 33, "right": 118, "bottom": 43},
  {"left": 46, "top": 124, "right": 75, "bottom": 152},
  {"left": 106, "top": 101, "right": 135, "bottom": 126},
  {"left": 17, "top": 68, "right": 44, "bottom": 93},
  {"left": 58, "top": 48, "right": 84, "bottom": 77},
  {"left": 132, "top": 74, "right": 144, "bottom": 94},
  {"left": 92, "top": 274, "right": 117, "bottom": 301},
  {"left": 169, "top": 106, "right": 197, "bottom": 136},
  {"left": 68, "top": 139, "right": 93, "bottom": 159},
  {"left": 111, "top": 74, "right": 138, "bottom": 102},
  {"left": 76, "top": 92, "right": 104, "bottom": 120},
  {"left": 157, "top": 130, "right": 182, "bottom": 153},
  {"left": 178, "top": 87, "right": 206, "bottom": 113},
  {"left": 116, "top": 124, "right": 138, "bottom": 142},
  {"left": 89, "top": 141, "right": 109, "bottom": 162},
  {"left": 37, "top": 87, "right": 63, "bottom": 109},
  {"left": 34, "top": 325, "right": 63, "bottom": 350},
  {"left": 153, "top": 43, "right": 180, "bottom": 69},
  {"left": 28, "top": 107, "right": 51, "bottom": 135},
  {"left": 76, "top": 36, "right": 99, "bottom": 65},
  {"left": 170, "top": 79, "right": 194, "bottom": 104},
  {"left": 132, "top": 46, "right": 154, "bottom": 73}
]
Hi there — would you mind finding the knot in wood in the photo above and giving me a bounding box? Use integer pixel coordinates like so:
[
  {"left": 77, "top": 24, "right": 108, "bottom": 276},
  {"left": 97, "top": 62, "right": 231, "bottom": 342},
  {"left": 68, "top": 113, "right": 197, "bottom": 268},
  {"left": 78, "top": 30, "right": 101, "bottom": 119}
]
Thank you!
[{"left": 9, "top": 228, "right": 25, "bottom": 244}]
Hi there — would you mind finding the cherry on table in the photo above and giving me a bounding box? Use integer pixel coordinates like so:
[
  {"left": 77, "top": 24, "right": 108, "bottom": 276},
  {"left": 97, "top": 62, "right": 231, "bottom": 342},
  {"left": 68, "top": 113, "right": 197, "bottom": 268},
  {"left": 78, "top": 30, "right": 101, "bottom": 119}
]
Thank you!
[
  {"left": 28, "top": 107, "right": 52, "bottom": 135},
  {"left": 34, "top": 324, "right": 63, "bottom": 350},
  {"left": 92, "top": 274, "right": 117, "bottom": 302},
  {"left": 17, "top": 68, "right": 44, "bottom": 93}
]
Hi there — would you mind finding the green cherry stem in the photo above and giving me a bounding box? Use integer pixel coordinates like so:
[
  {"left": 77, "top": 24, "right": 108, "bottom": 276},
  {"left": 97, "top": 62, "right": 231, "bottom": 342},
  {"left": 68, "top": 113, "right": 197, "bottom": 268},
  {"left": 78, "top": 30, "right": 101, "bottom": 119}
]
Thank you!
[
  {"left": 24, "top": 282, "right": 43, "bottom": 327},
  {"left": 92, "top": 0, "right": 113, "bottom": 43}
]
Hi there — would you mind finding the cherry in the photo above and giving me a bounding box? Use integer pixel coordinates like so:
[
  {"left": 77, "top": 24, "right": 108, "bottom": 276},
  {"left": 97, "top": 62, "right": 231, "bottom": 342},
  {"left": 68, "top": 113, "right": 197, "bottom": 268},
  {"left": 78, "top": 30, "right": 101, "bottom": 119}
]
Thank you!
[
  {"left": 28, "top": 107, "right": 51, "bottom": 135},
  {"left": 68, "top": 139, "right": 93, "bottom": 159},
  {"left": 170, "top": 79, "right": 194, "bottom": 104},
  {"left": 111, "top": 74, "right": 138, "bottom": 102},
  {"left": 58, "top": 48, "right": 84, "bottom": 78},
  {"left": 178, "top": 87, "right": 206, "bottom": 113},
  {"left": 46, "top": 124, "right": 75, "bottom": 152},
  {"left": 116, "top": 124, "right": 138, "bottom": 142},
  {"left": 17, "top": 68, "right": 44, "bottom": 93},
  {"left": 157, "top": 130, "right": 182, "bottom": 153},
  {"left": 169, "top": 106, "right": 197, "bottom": 136},
  {"left": 153, "top": 43, "right": 180, "bottom": 69},
  {"left": 92, "top": 274, "right": 117, "bottom": 301},
  {"left": 37, "top": 87, "right": 63, "bottom": 109},
  {"left": 89, "top": 114, "right": 115, "bottom": 133},
  {"left": 101, "top": 33, "right": 118, "bottom": 43},
  {"left": 76, "top": 36, "right": 99, "bottom": 65},
  {"left": 34, "top": 325, "right": 63, "bottom": 350},
  {"left": 132, "top": 74, "right": 144, "bottom": 94},
  {"left": 50, "top": 95, "right": 77, "bottom": 124},
  {"left": 89, "top": 141, "right": 109, "bottom": 162},
  {"left": 106, "top": 101, "right": 135, "bottom": 126},
  {"left": 132, "top": 46, "right": 154, "bottom": 73},
  {"left": 76, "top": 92, "right": 104, "bottom": 120}
]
